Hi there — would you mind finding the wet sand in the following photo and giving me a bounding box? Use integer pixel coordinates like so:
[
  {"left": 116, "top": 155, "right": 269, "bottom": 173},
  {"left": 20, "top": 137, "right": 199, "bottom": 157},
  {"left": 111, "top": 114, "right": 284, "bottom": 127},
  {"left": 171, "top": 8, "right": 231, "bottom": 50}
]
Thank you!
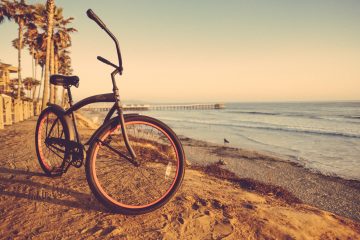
[{"left": 0, "top": 118, "right": 359, "bottom": 239}]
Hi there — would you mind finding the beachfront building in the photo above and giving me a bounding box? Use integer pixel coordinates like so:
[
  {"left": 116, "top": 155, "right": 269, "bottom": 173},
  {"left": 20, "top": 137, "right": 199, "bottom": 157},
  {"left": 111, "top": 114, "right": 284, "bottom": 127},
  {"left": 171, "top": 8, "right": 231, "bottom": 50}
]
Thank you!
[{"left": 0, "top": 62, "right": 18, "bottom": 95}]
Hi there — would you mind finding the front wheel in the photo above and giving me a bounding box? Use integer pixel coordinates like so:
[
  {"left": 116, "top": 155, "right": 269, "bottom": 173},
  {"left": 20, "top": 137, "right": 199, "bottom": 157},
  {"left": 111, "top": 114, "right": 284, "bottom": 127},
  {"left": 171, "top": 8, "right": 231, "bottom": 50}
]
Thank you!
[{"left": 86, "top": 115, "right": 185, "bottom": 214}]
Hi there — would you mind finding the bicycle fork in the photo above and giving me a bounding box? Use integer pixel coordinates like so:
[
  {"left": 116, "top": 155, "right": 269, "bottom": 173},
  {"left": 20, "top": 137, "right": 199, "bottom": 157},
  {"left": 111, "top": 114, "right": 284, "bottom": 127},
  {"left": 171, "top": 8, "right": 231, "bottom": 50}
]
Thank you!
[{"left": 111, "top": 69, "right": 138, "bottom": 162}]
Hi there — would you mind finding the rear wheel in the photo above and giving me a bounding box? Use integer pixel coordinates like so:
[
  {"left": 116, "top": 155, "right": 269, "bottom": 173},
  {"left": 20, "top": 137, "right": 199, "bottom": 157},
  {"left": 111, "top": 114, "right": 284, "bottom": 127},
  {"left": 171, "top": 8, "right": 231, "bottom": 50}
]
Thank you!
[
  {"left": 86, "top": 115, "right": 185, "bottom": 214},
  {"left": 35, "top": 107, "right": 70, "bottom": 176}
]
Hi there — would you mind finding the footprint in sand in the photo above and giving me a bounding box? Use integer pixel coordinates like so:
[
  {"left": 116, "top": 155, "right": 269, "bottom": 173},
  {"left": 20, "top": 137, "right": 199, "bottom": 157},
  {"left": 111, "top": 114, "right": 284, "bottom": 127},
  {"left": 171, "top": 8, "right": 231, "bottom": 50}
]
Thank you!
[
  {"left": 212, "top": 218, "right": 234, "bottom": 239},
  {"left": 178, "top": 197, "right": 235, "bottom": 239}
]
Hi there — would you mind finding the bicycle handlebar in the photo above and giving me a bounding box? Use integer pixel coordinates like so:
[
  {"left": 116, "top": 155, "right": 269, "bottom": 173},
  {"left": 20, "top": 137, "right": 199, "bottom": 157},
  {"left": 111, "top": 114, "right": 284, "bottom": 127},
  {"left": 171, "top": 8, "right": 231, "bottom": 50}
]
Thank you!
[
  {"left": 86, "top": 9, "right": 107, "bottom": 30},
  {"left": 86, "top": 9, "right": 123, "bottom": 74}
]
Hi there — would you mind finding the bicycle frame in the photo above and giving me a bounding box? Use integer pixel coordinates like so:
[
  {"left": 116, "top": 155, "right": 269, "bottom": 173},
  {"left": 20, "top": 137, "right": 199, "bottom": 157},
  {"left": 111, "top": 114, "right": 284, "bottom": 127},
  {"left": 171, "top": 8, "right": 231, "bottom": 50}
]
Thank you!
[
  {"left": 45, "top": 9, "right": 139, "bottom": 173},
  {"left": 48, "top": 90, "right": 137, "bottom": 154}
]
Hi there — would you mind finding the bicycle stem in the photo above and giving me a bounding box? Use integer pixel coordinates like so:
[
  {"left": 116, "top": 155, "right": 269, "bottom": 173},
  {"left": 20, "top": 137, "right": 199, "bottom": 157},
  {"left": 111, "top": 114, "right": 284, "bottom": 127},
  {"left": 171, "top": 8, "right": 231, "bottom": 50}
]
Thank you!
[{"left": 111, "top": 69, "right": 137, "bottom": 160}]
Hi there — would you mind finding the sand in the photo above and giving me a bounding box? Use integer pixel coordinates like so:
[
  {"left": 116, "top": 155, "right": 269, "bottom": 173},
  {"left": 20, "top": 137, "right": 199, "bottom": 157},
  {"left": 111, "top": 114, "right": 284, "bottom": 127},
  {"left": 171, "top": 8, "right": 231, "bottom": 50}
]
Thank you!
[
  {"left": 183, "top": 137, "right": 360, "bottom": 222},
  {"left": 0, "top": 118, "right": 359, "bottom": 239}
]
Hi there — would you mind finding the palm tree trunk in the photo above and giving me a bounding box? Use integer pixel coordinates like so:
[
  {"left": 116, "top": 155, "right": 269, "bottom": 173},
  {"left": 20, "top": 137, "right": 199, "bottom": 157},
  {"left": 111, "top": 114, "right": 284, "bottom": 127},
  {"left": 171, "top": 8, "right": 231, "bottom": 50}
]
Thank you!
[
  {"left": 35, "top": 57, "right": 38, "bottom": 80},
  {"left": 62, "top": 87, "right": 66, "bottom": 107},
  {"left": 54, "top": 53, "right": 59, "bottom": 104},
  {"left": 32, "top": 57, "right": 38, "bottom": 100},
  {"left": 50, "top": 39, "right": 55, "bottom": 103},
  {"left": 31, "top": 49, "right": 35, "bottom": 80},
  {"left": 37, "top": 65, "right": 44, "bottom": 101},
  {"left": 41, "top": 0, "right": 55, "bottom": 110},
  {"left": 17, "top": 21, "right": 23, "bottom": 99}
]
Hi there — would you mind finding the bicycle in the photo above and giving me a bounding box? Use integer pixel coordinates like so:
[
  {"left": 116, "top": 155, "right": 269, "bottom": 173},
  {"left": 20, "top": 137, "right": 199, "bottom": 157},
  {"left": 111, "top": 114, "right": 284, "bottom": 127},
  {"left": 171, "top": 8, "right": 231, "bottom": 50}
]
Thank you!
[{"left": 34, "top": 9, "right": 185, "bottom": 215}]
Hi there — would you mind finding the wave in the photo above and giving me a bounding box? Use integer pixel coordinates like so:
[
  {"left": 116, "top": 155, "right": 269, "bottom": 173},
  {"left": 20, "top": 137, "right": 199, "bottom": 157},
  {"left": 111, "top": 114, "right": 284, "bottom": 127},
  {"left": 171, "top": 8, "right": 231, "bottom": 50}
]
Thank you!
[
  {"left": 241, "top": 125, "right": 360, "bottom": 139},
  {"left": 344, "top": 115, "right": 360, "bottom": 120},
  {"left": 160, "top": 117, "right": 360, "bottom": 139},
  {"left": 227, "top": 110, "right": 360, "bottom": 123},
  {"left": 227, "top": 110, "right": 279, "bottom": 116},
  {"left": 227, "top": 110, "right": 325, "bottom": 119}
]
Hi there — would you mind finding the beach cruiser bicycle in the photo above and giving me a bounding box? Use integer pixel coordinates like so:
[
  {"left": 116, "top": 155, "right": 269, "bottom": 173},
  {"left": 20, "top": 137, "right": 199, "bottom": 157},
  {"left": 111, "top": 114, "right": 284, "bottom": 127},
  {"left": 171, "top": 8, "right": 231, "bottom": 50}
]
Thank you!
[{"left": 35, "top": 9, "right": 185, "bottom": 214}]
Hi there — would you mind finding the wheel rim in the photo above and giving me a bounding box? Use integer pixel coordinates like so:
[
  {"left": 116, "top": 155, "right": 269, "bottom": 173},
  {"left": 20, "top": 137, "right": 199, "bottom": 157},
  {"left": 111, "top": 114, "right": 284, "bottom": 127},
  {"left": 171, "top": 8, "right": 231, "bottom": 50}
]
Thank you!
[
  {"left": 92, "top": 121, "right": 180, "bottom": 209},
  {"left": 37, "top": 112, "right": 67, "bottom": 171}
]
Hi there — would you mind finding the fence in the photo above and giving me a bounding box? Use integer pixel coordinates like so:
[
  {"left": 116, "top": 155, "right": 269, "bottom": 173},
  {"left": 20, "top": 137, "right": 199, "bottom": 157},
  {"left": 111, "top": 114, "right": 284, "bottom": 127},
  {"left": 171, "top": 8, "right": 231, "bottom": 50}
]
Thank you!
[{"left": 0, "top": 94, "right": 42, "bottom": 130}]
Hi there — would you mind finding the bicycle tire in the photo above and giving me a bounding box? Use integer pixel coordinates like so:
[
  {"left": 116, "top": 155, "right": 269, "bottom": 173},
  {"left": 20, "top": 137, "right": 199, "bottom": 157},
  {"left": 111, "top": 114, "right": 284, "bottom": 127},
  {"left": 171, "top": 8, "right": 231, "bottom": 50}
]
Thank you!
[
  {"left": 35, "top": 107, "right": 70, "bottom": 176},
  {"left": 86, "top": 115, "right": 185, "bottom": 214}
]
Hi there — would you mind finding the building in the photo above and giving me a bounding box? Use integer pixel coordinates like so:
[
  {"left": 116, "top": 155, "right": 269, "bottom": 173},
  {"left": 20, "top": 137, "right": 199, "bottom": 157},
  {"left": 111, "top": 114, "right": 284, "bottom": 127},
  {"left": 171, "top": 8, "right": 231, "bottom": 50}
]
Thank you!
[{"left": 0, "top": 62, "right": 18, "bottom": 95}]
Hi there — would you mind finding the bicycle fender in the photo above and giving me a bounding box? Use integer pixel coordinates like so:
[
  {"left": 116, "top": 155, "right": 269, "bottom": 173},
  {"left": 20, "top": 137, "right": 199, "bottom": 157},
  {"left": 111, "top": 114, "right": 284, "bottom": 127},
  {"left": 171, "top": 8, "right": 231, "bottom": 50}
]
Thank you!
[{"left": 46, "top": 103, "right": 76, "bottom": 142}]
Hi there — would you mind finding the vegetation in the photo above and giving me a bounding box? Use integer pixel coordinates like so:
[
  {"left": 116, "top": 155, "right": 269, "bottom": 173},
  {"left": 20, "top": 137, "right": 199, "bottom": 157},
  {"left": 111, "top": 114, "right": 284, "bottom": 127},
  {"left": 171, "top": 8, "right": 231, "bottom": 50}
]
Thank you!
[{"left": 0, "top": 0, "right": 75, "bottom": 108}]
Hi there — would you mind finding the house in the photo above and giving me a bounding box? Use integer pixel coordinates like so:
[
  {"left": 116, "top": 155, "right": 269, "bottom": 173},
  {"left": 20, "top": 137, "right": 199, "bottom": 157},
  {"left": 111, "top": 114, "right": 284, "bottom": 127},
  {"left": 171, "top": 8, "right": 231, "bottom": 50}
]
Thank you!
[{"left": 0, "top": 62, "right": 18, "bottom": 95}]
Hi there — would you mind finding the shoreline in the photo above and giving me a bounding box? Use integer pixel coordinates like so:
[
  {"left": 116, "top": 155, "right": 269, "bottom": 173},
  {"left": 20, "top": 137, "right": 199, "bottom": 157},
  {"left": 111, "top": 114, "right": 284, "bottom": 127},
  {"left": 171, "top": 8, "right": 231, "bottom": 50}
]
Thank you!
[
  {"left": 183, "top": 135, "right": 360, "bottom": 182},
  {"left": 180, "top": 136, "right": 360, "bottom": 222},
  {"left": 182, "top": 134, "right": 360, "bottom": 182}
]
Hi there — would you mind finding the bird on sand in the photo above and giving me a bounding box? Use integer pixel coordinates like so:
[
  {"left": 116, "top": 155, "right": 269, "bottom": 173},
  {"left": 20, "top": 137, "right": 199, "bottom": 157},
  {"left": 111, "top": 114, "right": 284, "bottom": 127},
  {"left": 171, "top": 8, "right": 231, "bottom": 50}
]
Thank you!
[{"left": 224, "top": 138, "right": 229, "bottom": 144}]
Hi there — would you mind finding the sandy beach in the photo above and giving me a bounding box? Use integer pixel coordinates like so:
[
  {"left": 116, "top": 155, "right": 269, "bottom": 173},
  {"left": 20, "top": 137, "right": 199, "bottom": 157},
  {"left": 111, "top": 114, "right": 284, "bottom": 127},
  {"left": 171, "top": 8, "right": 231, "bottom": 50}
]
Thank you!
[
  {"left": 0, "top": 117, "right": 359, "bottom": 239},
  {"left": 182, "top": 137, "right": 360, "bottom": 222}
]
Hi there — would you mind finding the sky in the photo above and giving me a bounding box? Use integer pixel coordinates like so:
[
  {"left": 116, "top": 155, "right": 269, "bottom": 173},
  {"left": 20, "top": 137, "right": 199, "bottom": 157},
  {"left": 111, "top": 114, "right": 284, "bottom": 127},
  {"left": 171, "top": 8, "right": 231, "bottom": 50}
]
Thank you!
[{"left": 1, "top": 0, "right": 359, "bottom": 103}]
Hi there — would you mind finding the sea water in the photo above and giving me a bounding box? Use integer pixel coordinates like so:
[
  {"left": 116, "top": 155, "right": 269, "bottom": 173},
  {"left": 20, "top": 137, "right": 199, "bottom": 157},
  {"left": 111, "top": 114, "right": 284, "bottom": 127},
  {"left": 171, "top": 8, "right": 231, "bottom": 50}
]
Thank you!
[{"left": 86, "top": 101, "right": 360, "bottom": 181}]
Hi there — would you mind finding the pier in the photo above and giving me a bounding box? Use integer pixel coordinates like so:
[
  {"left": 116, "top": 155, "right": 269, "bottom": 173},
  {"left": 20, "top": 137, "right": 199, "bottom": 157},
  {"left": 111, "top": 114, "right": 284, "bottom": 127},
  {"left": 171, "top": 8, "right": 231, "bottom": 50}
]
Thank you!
[{"left": 83, "top": 103, "right": 225, "bottom": 112}]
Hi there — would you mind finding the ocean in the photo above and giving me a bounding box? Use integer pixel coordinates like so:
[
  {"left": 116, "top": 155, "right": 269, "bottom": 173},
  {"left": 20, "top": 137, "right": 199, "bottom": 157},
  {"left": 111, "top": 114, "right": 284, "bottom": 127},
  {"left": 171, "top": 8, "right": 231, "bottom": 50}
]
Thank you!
[{"left": 86, "top": 101, "right": 360, "bottom": 181}]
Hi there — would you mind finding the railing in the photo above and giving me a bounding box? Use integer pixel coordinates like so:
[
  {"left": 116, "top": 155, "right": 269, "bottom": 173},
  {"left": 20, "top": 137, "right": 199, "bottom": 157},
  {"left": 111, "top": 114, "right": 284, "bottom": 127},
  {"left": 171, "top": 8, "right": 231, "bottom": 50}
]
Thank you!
[{"left": 0, "top": 94, "right": 42, "bottom": 130}]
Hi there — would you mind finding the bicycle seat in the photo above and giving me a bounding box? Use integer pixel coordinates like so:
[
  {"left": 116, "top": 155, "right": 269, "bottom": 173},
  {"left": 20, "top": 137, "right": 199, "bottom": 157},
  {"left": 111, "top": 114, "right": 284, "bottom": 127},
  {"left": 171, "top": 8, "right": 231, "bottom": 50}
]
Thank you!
[{"left": 50, "top": 74, "right": 80, "bottom": 88}]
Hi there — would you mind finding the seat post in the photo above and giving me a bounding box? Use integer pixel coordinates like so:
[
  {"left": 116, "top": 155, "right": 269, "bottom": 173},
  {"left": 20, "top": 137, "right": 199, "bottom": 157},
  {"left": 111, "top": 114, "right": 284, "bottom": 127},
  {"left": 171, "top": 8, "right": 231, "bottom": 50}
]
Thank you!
[
  {"left": 67, "top": 87, "right": 74, "bottom": 107},
  {"left": 66, "top": 86, "right": 81, "bottom": 143}
]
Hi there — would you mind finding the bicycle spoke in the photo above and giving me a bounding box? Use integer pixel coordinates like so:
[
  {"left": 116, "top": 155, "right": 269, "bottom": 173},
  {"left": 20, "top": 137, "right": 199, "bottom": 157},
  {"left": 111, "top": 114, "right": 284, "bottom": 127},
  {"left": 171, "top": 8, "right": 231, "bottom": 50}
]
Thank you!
[
  {"left": 47, "top": 145, "right": 65, "bottom": 159},
  {"left": 136, "top": 166, "right": 163, "bottom": 197},
  {"left": 57, "top": 120, "right": 60, "bottom": 137},
  {"left": 48, "top": 118, "right": 59, "bottom": 137},
  {"left": 97, "top": 139, "right": 133, "bottom": 163},
  {"left": 48, "top": 143, "right": 66, "bottom": 154},
  {"left": 46, "top": 114, "right": 49, "bottom": 136}
]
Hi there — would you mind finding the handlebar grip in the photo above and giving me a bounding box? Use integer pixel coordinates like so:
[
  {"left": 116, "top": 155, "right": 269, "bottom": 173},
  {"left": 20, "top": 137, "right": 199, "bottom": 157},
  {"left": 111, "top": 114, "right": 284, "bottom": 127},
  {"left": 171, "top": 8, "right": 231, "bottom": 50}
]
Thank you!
[
  {"left": 86, "top": 9, "right": 107, "bottom": 30},
  {"left": 97, "top": 56, "right": 119, "bottom": 69}
]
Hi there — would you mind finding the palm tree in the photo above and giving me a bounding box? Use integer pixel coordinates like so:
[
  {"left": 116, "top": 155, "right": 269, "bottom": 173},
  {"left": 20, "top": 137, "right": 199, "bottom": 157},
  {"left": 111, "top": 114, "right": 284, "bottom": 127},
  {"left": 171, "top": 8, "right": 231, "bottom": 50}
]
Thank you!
[
  {"left": 41, "top": 0, "right": 54, "bottom": 110},
  {"left": 58, "top": 49, "right": 73, "bottom": 106},
  {"left": 36, "top": 2, "right": 75, "bottom": 106},
  {"left": 24, "top": 3, "right": 47, "bottom": 101},
  {"left": 0, "top": 0, "right": 34, "bottom": 99},
  {"left": 24, "top": 24, "right": 43, "bottom": 100},
  {"left": 34, "top": 32, "right": 47, "bottom": 101},
  {"left": 52, "top": 12, "right": 76, "bottom": 104},
  {"left": 22, "top": 77, "right": 39, "bottom": 99},
  {"left": 8, "top": 77, "right": 25, "bottom": 98},
  {"left": 37, "top": 53, "right": 46, "bottom": 101},
  {"left": 24, "top": 22, "right": 38, "bottom": 81},
  {"left": 32, "top": 3, "right": 57, "bottom": 104}
]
